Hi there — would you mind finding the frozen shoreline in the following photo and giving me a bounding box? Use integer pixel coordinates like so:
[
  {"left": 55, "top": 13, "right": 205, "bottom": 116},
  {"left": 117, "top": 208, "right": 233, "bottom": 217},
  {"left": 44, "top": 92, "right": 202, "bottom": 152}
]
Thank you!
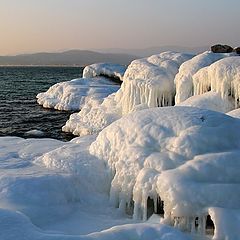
[{"left": 1, "top": 51, "right": 240, "bottom": 240}]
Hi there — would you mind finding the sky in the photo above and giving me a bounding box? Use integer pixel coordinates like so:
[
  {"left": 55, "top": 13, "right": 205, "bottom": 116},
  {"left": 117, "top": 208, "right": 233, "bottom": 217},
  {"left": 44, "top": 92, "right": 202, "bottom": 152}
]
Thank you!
[{"left": 0, "top": 0, "right": 240, "bottom": 55}]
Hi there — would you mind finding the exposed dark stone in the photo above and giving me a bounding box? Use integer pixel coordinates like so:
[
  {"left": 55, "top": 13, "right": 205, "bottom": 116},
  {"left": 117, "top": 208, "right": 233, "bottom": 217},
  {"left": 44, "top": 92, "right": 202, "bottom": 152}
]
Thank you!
[
  {"left": 211, "top": 44, "right": 233, "bottom": 53},
  {"left": 234, "top": 47, "right": 240, "bottom": 54}
]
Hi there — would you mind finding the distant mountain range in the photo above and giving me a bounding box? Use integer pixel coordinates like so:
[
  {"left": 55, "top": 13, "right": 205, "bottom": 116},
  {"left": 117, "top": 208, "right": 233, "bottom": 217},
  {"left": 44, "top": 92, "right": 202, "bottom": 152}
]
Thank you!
[
  {"left": 93, "top": 45, "right": 209, "bottom": 57},
  {"left": 0, "top": 46, "right": 209, "bottom": 66},
  {"left": 0, "top": 50, "right": 137, "bottom": 66}
]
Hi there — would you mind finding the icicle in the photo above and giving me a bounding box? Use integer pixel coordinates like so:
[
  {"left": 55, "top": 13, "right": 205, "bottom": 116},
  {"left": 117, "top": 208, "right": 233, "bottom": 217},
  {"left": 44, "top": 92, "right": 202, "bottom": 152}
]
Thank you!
[
  {"left": 191, "top": 217, "right": 196, "bottom": 233},
  {"left": 142, "top": 196, "right": 147, "bottom": 221},
  {"left": 133, "top": 201, "right": 140, "bottom": 220},
  {"left": 119, "top": 197, "right": 126, "bottom": 213},
  {"left": 153, "top": 196, "right": 157, "bottom": 213},
  {"left": 202, "top": 215, "right": 206, "bottom": 236},
  {"left": 109, "top": 187, "right": 119, "bottom": 208}
]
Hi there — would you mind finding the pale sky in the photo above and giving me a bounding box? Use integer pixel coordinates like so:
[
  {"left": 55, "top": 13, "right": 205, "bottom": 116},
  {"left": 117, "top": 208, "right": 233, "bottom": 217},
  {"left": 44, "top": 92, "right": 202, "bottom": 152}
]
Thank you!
[{"left": 0, "top": 0, "right": 239, "bottom": 55}]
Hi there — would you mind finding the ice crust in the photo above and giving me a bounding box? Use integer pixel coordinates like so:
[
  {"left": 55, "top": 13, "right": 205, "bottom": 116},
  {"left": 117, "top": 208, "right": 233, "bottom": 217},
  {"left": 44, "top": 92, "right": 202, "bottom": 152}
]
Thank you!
[
  {"left": 82, "top": 63, "right": 126, "bottom": 81},
  {"left": 37, "top": 77, "right": 120, "bottom": 111}
]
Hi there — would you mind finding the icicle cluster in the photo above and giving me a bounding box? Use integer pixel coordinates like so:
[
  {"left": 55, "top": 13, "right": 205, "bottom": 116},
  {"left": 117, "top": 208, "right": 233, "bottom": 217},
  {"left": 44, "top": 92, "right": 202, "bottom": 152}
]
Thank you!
[
  {"left": 193, "top": 56, "right": 240, "bottom": 108},
  {"left": 175, "top": 51, "right": 235, "bottom": 104},
  {"left": 117, "top": 52, "right": 194, "bottom": 114}
]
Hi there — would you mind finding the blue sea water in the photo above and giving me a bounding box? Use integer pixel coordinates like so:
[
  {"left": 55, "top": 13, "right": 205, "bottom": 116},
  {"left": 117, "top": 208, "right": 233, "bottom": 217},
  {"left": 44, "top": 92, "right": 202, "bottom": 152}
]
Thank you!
[{"left": 0, "top": 66, "right": 83, "bottom": 141}]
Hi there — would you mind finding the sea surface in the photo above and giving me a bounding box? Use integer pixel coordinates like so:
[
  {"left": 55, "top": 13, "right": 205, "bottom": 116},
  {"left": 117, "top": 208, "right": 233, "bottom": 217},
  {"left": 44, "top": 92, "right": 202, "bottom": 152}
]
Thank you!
[{"left": 0, "top": 66, "right": 83, "bottom": 141}]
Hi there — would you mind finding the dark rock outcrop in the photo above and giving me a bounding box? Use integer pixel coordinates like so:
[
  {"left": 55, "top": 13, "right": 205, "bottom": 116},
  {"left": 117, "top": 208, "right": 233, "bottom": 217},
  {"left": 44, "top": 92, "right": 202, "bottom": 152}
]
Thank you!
[
  {"left": 234, "top": 47, "right": 240, "bottom": 54},
  {"left": 211, "top": 44, "right": 233, "bottom": 53}
]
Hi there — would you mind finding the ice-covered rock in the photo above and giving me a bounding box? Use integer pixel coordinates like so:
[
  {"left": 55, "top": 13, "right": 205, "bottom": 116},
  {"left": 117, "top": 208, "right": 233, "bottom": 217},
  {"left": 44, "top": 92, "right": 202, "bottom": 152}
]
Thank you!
[
  {"left": 37, "top": 77, "right": 120, "bottom": 111},
  {"left": 118, "top": 51, "right": 194, "bottom": 114},
  {"left": 63, "top": 52, "right": 194, "bottom": 136},
  {"left": 193, "top": 56, "right": 240, "bottom": 108},
  {"left": 177, "top": 91, "right": 234, "bottom": 113},
  {"left": 175, "top": 51, "right": 235, "bottom": 104},
  {"left": 90, "top": 106, "right": 240, "bottom": 239},
  {"left": 83, "top": 63, "right": 127, "bottom": 81},
  {"left": 157, "top": 151, "right": 240, "bottom": 230}
]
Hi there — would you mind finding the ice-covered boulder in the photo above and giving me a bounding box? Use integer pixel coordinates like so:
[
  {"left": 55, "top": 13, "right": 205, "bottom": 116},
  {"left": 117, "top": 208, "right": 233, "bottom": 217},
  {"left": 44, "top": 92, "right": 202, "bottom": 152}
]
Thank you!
[
  {"left": 83, "top": 63, "right": 126, "bottom": 81},
  {"left": 175, "top": 51, "right": 235, "bottom": 104},
  {"left": 193, "top": 56, "right": 240, "bottom": 109},
  {"left": 118, "top": 51, "right": 194, "bottom": 114},
  {"left": 177, "top": 91, "right": 234, "bottom": 113},
  {"left": 63, "top": 52, "right": 194, "bottom": 136},
  {"left": 90, "top": 106, "right": 240, "bottom": 239},
  {"left": 37, "top": 77, "right": 120, "bottom": 111}
]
